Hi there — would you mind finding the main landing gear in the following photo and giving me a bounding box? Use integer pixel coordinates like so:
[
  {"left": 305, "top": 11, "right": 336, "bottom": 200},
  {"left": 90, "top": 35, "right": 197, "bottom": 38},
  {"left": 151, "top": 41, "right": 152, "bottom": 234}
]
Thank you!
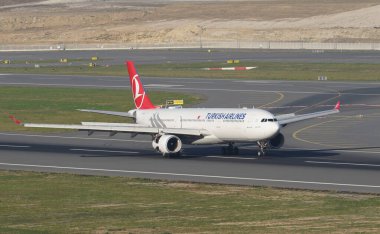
[
  {"left": 221, "top": 141, "right": 271, "bottom": 157},
  {"left": 221, "top": 143, "right": 239, "bottom": 155}
]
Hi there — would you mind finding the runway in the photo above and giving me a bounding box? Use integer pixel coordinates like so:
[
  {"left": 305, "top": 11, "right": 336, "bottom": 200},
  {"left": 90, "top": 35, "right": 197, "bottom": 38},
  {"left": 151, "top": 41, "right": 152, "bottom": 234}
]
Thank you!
[
  {"left": 1, "top": 50, "right": 380, "bottom": 193},
  {"left": 1, "top": 130, "right": 380, "bottom": 193}
]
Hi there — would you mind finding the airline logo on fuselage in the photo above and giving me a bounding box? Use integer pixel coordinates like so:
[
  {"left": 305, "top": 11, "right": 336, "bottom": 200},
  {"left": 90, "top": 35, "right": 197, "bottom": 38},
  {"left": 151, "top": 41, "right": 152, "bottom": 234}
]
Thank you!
[{"left": 206, "top": 112, "right": 247, "bottom": 120}]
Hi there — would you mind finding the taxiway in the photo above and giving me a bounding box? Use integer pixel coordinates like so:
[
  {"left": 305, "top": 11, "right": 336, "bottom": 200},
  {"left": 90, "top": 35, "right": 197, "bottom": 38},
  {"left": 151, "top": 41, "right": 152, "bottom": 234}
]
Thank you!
[{"left": 0, "top": 49, "right": 380, "bottom": 193}]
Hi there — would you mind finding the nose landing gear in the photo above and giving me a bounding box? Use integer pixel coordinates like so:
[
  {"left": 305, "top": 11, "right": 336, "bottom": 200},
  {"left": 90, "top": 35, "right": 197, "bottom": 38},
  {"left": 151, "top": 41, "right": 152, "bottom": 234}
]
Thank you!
[{"left": 257, "top": 140, "right": 269, "bottom": 157}]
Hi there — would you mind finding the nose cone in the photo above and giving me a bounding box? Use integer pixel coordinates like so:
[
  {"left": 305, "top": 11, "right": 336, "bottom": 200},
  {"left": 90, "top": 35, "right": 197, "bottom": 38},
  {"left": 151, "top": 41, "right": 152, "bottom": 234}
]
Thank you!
[
  {"left": 261, "top": 122, "right": 281, "bottom": 140},
  {"left": 271, "top": 122, "right": 281, "bottom": 137}
]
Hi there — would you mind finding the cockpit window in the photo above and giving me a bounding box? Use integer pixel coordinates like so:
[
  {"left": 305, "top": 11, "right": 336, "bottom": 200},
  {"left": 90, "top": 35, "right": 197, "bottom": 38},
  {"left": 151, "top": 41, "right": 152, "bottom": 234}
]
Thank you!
[{"left": 261, "top": 118, "right": 278, "bottom": 122}]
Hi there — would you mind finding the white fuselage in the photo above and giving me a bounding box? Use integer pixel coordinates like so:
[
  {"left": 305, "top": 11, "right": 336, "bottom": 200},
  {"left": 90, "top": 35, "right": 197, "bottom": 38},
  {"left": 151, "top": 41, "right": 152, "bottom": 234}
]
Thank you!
[{"left": 135, "top": 108, "right": 280, "bottom": 144}]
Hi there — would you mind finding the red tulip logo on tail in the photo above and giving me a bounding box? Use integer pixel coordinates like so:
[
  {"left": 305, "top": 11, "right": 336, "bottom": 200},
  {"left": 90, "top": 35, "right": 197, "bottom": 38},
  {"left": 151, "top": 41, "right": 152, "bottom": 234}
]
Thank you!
[
  {"left": 132, "top": 74, "right": 146, "bottom": 109},
  {"left": 126, "top": 61, "right": 156, "bottom": 109}
]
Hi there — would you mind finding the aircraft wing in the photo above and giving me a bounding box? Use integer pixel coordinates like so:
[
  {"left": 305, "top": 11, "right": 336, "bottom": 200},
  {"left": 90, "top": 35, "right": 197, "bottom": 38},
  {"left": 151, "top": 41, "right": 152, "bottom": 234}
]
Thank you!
[
  {"left": 274, "top": 113, "right": 295, "bottom": 122},
  {"left": 78, "top": 109, "right": 136, "bottom": 118},
  {"left": 276, "top": 101, "right": 340, "bottom": 126},
  {"left": 22, "top": 123, "right": 209, "bottom": 137}
]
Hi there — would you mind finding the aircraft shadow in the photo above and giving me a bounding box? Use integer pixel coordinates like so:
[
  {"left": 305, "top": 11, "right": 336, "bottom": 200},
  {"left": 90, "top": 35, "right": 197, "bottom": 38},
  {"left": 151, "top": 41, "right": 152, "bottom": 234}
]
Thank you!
[
  {"left": 3, "top": 141, "right": 379, "bottom": 161},
  {"left": 0, "top": 141, "right": 340, "bottom": 159}
]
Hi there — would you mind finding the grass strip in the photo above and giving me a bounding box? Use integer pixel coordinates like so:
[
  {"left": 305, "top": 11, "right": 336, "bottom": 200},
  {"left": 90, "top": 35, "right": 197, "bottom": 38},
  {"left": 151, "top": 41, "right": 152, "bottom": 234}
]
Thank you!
[
  {"left": 1, "top": 61, "right": 380, "bottom": 81},
  {"left": 0, "top": 170, "right": 379, "bottom": 233},
  {"left": 0, "top": 86, "right": 203, "bottom": 132}
]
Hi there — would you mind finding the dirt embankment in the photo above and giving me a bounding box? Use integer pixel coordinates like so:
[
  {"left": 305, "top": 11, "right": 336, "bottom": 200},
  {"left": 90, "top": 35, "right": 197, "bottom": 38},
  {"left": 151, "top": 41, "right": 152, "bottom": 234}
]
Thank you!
[{"left": 0, "top": 0, "right": 380, "bottom": 44}]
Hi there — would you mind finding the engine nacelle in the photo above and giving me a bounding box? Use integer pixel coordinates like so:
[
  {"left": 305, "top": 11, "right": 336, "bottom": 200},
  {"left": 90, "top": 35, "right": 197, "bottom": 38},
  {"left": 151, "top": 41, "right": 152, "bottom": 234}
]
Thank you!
[
  {"left": 269, "top": 133, "right": 285, "bottom": 149},
  {"left": 152, "top": 135, "right": 182, "bottom": 154}
]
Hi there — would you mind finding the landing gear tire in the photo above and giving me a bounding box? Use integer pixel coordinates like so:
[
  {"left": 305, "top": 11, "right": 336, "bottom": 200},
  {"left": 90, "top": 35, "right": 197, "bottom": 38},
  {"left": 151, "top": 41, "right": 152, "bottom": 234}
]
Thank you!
[{"left": 257, "top": 150, "right": 266, "bottom": 157}]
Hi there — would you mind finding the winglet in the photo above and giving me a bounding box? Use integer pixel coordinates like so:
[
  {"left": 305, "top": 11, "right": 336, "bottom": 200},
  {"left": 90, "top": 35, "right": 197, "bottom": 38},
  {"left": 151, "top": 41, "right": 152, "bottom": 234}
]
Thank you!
[
  {"left": 125, "top": 60, "right": 157, "bottom": 110},
  {"left": 8, "top": 114, "right": 22, "bottom": 125},
  {"left": 334, "top": 101, "right": 341, "bottom": 111}
]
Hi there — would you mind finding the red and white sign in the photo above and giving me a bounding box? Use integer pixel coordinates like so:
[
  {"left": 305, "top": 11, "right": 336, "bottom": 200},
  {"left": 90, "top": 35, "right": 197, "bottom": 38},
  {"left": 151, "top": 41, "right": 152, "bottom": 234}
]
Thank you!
[{"left": 202, "top": 66, "right": 256, "bottom": 71}]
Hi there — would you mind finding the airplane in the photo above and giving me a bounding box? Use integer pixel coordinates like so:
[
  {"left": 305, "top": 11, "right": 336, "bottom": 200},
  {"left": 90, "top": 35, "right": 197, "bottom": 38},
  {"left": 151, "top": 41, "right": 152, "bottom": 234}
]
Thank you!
[{"left": 17, "top": 61, "right": 341, "bottom": 157}]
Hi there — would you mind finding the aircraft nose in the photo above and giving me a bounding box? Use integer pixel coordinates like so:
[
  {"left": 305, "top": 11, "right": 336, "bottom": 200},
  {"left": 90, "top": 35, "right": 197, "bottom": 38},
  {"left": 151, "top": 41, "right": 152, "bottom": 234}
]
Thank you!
[{"left": 272, "top": 122, "right": 280, "bottom": 136}]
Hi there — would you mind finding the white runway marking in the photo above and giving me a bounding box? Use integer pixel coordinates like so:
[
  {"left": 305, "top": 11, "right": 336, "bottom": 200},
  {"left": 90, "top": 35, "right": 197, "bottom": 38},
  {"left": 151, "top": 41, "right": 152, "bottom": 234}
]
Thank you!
[
  {"left": 330, "top": 85, "right": 369, "bottom": 89},
  {"left": 0, "top": 144, "right": 30, "bottom": 148},
  {"left": 144, "top": 84, "right": 183, "bottom": 88},
  {"left": 157, "top": 87, "right": 380, "bottom": 96},
  {"left": 31, "top": 77, "right": 68, "bottom": 80},
  {"left": 2, "top": 73, "right": 380, "bottom": 84},
  {"left": 204, "top": 155, "right": 257, "bottom": 160},
  {"left": 0, "top": 162, "right": 379, "bottom": 189},
  {"left": 0, "top": 82, "right": 129, "bottom": 88},
  {"left": 174, "top": 81, "right": 213, "bottom": 84},
  {"left": 70, "top": 148, "right": 138, "bottom": 154},
  {"left": 234, "top": 80, "right": 280, "bottom": 83},
  {"left": 233, "top": 80, "right": 292, "bottom": 86},
  {"left": 97, "top": 78, "right": 125, "bottom": 82},
  {"left": 0, "top": 81, "right": 379, "bottom": 96},
  {"left": 282, "top": 147, "right": 380, "bottom": 155},
  {"left": 251, "top": 146, "right": 380, "bottom": 155},
  {"left": 0, "top": 73, "right": 123, "bottom": 78},
  {"left": 306, "top": 160, "right": 380, "bottom": 167}
]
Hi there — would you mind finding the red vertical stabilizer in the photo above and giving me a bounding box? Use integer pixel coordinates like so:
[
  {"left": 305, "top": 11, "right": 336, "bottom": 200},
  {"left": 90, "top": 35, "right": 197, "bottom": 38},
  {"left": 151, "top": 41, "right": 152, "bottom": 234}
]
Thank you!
[
  {"left": 334, "top": 101, "right": 341, "bottom": 110},
  {"left": 126, "top": 61, "right": 156, "bottom": 109}
]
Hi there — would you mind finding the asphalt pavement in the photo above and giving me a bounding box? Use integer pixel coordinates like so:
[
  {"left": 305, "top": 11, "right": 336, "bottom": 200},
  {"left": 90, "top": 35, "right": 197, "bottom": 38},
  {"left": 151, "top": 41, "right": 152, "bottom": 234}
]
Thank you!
[{"left": 0, "top": 49, "right": 380, "bottom": 193}]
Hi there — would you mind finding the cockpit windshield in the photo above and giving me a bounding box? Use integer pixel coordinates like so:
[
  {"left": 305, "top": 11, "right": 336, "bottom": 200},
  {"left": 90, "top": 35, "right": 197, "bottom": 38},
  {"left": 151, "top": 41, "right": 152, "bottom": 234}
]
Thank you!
[{"left": 261, "top": 118, "right": 277, "bottom": 122}]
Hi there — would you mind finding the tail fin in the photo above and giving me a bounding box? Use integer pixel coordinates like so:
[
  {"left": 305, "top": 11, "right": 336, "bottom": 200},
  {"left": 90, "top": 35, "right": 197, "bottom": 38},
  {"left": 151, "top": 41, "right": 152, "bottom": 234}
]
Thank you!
[
  {"left": 334, "top": 101, "right": 341, "bottom": 111},
  {"left": 126, "top": 61, "right": 156, "bottom": 109}
]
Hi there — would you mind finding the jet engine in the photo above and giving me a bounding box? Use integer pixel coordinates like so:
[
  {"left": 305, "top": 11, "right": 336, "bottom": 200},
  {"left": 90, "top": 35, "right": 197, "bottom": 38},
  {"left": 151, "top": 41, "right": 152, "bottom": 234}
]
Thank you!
[
  {"left": 269, "top": 133, "right": 285, "bottom": 149},
  {"left": 152, "top": 135, "right": 182, "bottom": 154}
]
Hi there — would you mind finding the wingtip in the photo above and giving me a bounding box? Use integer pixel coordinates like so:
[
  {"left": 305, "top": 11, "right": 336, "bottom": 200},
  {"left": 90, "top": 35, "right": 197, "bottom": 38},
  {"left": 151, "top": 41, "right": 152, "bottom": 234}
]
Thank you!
[
  {"left": 8, "top": 114, "right": 23, "bottom": 125},
  {"left": 334, "top": 101, "right": 341, "bottom": 110}
]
